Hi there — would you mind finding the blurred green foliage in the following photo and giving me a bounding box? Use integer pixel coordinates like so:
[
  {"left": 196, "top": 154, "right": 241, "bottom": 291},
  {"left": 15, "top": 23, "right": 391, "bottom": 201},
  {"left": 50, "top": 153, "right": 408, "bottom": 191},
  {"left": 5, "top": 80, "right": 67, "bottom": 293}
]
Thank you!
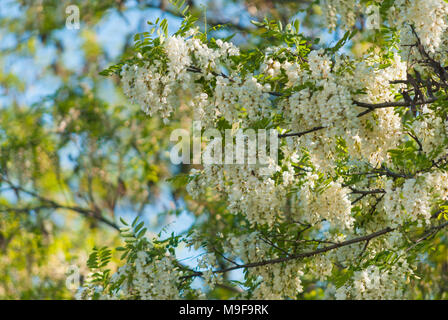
[{"left": 0, "top": 0, "right": 447, "bottom": 299}]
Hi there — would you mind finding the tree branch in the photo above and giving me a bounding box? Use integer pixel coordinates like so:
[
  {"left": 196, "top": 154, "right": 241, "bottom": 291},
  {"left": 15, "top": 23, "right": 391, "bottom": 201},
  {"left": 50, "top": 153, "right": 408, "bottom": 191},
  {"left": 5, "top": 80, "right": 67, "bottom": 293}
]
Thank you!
[
  {"left": 182, "top": 226, "right": 395, "bottom": 279},
  {"left": 0, "top": 175, "right": 119, "bottom": 231},
  {"left": 183, "top": 221, "right": 448, "bottom": 280}
]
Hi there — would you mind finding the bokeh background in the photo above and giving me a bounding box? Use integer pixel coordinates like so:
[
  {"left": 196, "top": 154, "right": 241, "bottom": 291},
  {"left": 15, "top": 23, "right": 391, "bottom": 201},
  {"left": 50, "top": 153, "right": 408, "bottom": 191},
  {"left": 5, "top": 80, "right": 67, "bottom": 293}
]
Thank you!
[{"left": 1, "top": 0, "right": 446, "bottom": 299}]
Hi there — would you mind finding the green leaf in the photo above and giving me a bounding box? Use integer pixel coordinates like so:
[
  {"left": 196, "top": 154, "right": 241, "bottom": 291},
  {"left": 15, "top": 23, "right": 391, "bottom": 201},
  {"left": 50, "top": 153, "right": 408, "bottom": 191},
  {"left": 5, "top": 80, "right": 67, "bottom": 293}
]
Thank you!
[
  {"left": 136, "top": 227, "right": 147, "bottom": 239},
  {"left": 119, "top": 217, "right": 128, "bottom": 226}
]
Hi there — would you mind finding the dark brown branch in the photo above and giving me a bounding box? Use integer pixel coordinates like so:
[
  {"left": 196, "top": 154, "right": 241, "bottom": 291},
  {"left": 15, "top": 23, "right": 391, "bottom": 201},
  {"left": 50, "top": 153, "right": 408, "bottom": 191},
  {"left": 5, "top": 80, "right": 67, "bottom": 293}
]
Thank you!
[
  {"left": 354, "top": 97, "right": 439, "bottom": 117},
  {"left": 357, "top": 239, "right": 370, "bottom": 259},
  {"left": 259, "top": 235, "right": 290, "bottom": 256},
  {"left": 349, "top": 187, "right": 386, "bottom": 195},
  {"left": 407, "top": 131, "right": 423, "bottom": 151},
  {"left": 280, "top": 95, "right": 439, "bottom": 139},
  {"left": 351, "top": 194, "right": 367, "bottom": 205},
  {"left": 182, "top": 227, "right": 395, "bottom": 279},
  {"left": 211, "top": 246, "right": 240, "bottom": 267},
  {"left": 0, "top": 175, "right": 119, "bottom": 231},
  {"left": 406, "top": 221, "right": 448, "bottom": 252},
  {"left": 278, "top": 126, "right": 325, "bottom": 138},
  {"left": 182, "top": 221, "right": 448, "bottom": 280},
  {"left": 348, "top": 168, "right": 413, "bottom": 179}
]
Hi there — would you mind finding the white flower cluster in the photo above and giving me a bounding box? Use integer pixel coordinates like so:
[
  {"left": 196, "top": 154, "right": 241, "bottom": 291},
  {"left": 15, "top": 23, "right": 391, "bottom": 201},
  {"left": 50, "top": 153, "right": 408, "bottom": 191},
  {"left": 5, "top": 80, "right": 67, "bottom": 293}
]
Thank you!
[
  {"left": 320, "top": 0, "right": 358, "bottom": 30},
  {"left": 295, "top": 173, "right": 354, "bottom": 230},
  {"left": 120, "top": 49, "right": 190, "bottom": 121},
  {"left": 321, "top": 0, "right": 448, "bottom": 59},
  {"left": 410, "top": 105, "right": 448, "bottom": 158},
  {"left": 116, "top": 9, "right": 448, "bottom": 298},
  {"left": 308, "top": 254, "right": 334, "bottom": 282},
  {"left": 226, "top": 232, "right": 304, "bottom": 299},
  {"left": 334, "top": 259, "right": 413, "bottom": 299},
  {"left": 227, "top": 231, "right": 272, "bottom": 263},
  {"left": 348, "top": 53, "right": 406, "bottom": 166},
  {"left": 382, "top": 171, "right": 448, "bottom": 227},
  {"left": 251, "top": 262, "right": 304, "bottom": 299},
  {"left": 126, "top": 251, "right": 181, "bottom": 299},
  {"left": 279, "top": 50, "right": 406, "bottom": 171},
  {"left": 120, "top": 32, "right": 240, "bottom": 123},
  {"left": 197, "top": 252, "right": 223, "bottom": 290},
  {"left": 83, "top": 247, "right": 183, "bottom": 300},
  {"left": 212, "top": 76, "right": 272, "bottom": 126},
  {"left": 187, "top": 160, "right": 293, "bottom": 227},
  {"left": 393, "top": 0, "right": 448, "bottom": 54}
]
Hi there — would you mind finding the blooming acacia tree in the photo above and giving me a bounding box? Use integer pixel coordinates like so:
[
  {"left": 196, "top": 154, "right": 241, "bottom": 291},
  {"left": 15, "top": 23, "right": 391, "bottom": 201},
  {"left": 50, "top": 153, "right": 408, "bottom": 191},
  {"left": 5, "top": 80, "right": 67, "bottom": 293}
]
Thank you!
[{"left": 82, "top": 0, "right": 448, "bottom": 300}]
